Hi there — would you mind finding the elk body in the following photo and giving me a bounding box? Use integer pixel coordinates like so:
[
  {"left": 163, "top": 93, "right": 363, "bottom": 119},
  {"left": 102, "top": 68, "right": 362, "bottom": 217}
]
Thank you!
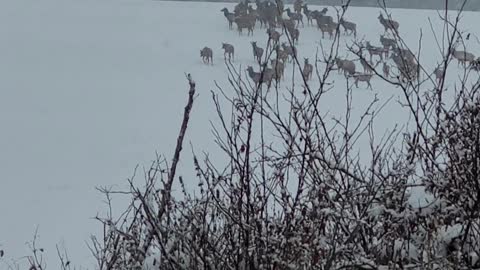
[
  {"left": 302, "top": 4, "right": 314, "bottom": 25},
  {"left": 251, "top": 41, "right": 264, "bottom": 62},
  {"left": 434, "top": 66, "right": 445, "bottom": 84},
  {"left": 281, "top": 42, "right": 297, "bottom": 62},
  {"left": 451, "top": 48, "right": 476, "bottom": 67},
  {"left": 318, "top": 22, "right": 337, "bottom": 39},
  {"left": 335, "top": 58, "right": 356, "bottom": 76},
  {"left": 365, "top": 41, "right": 386, "bottom": 62},
  {"left": 285, "top": 8, "right": 304, "bottom": 27},
  {"left": 200, "top": 47, "right": 213, "bottom": 64},
  {"left": 339, "top": 18, "right": 357, "bottom": 37},
  {"left": 360, "top": 58, "right": 375, "bottom": 74},
  {"left": 378, "top": 14, "right": 399, "bottom": 33},
  {"left": 247, "top": 66, "right": 273, "bottom": 88},
  {"left": 271, "top": 59, "right": 285, "bottom": 81},
  {"left": 382, "top": 62, "right": 390, "bottom": 78},
  {"left": 312, "top": 10, "right": 334, "bottom": 29},
  {"left": 288, "top": 27, "right": 300, "bottom": 44},
  {"left": 266, "top": 28, "right": 281, "bottom": 44},
  {"left": 351, "top": 73, "right": 373, "bottom": 89},
  {"left": 380, "top": 35, "right": 396, "bottom": 51},
  {"left": 302, "top": 58, "right": 313, "bottom": 81},
  {"left": 234, "top": 16, "right": 255, "bottom": 35},
  {"left": 221, "top": 8, "right": 235, "bottom": 29},
  {"left": 222, "top": 43, "right": 235, "bottom": 61},
  {"left": 275, "top": 45, "right": 289, "bottom": 63},
  {"left": 391, "top": 52, "right": 418, "bottom": 82}
]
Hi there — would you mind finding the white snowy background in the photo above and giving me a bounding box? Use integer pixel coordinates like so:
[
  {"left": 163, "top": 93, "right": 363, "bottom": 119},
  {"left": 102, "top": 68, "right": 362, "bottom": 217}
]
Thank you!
[{"left": 0, "top": 0, "right": 479, "bottom": 268}]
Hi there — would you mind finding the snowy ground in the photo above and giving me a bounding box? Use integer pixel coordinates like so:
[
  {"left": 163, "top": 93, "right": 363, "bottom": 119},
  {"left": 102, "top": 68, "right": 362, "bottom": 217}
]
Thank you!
[{"left": 0, "top": 0, "right": 479, "bottom": 268}]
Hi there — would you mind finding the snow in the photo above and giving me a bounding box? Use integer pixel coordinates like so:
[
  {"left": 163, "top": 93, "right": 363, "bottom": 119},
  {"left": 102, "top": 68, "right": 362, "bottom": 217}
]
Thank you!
[{"left": 0, "top": 0, "right": 479, "bottom": 268}]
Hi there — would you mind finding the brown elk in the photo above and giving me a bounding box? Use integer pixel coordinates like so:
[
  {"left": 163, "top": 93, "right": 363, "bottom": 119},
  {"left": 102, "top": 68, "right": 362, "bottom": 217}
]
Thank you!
[
  {"left": 451, "top": 47, "right": 476, "bottom": 67},
  {"left": 222, "top": 43, "right": 235, "bottom": 61},
  {"left": 271, "top": 59, "right": 285, "bottom": 81},
  {"left": 247, "top": 66, "right": 273, "bottom": 88},
  {"left": 221, "top": 8, "right": 235, "bottom": 29},
  {"left": 234, "top": 16, "right": 255, "bottom": 35},
  {"left": 302, "top": 58, "right": 313, "bottom": 81},
  {"left": 293, "top": 0, "right": 303, "bottom": 14},
  {"left": 302, "top": 4, "right": 314, "bottom": 25},
  {"left": 378, "top": 13, "right": 399, "bottom": 33},
  {"left": 359, "top": 58, "right": 375, "bottom": 74},
  {"left": 365, "top": 41, "right": 386, "bottom": 62},
  {"left": 200, "top": 47, "right": 213, "bottom": 65},
  {"left": 433, "top": 66, "right": 445, "bottom": 84},
  {"left": 281, "top": 42, "right": 297, "bottom": 62},
  {"left": 266, "top": 28, "right": 281, "bottom": 44},
  {"left": 288, "top": 27, "right": 300, "bottom": 44},
  {"left": 350, "top": 73, "right": 373, "bottom": 89},
  {"left": 275, "top": 45, "right": 289, "bottom": 63},
  {"left": 379, "top": 35, "right": 396, "bottom": 52},
  {"left": 335, "top": 57, "right": 356, "bottom": 76},
  {"left": 285, "top": 8, "right": 304, "bottom": 27},
  {"left": 339, "top": 18, "right": 357, "bottom": 38},
  {"left": 382, "top": 62, "right": 390, "bottom": 78},
  {"left": 319, "top": 22, "right": 337, "bottom": 39},
  {"left": 251, "top": 41, "right": 264, "bottom": 62}
]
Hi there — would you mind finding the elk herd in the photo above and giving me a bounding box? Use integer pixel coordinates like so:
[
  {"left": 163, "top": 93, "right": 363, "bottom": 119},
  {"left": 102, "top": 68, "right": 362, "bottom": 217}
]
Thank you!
[{"left": 200, "top": 0, "right": 479, "bottom": 90}]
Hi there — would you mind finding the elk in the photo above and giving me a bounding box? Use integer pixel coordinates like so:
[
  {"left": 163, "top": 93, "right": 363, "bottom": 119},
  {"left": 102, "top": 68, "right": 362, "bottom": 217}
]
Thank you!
[
  {"left": 302, "top": 4, "right": 314, "bottom": 25},
  {"left": 392, "top": 46, "right": 416, "bottom": 65},
  {"left": 221, "top": 8, "right": 235, "bottom": 29},
  {"left": 312, "top": 10, "right": 333, "bottom": 28},
  {"left": 378, "top": 13, "right": 399, "bottom": 33},
  {"left": 339, "top": 18, "right": 356, "bottom": 38},
  {"left": 335, "top": 57, "right": 356, "bottom": 76},
  {"left": 359, "top": 58, "right": 375, "bottom": 74},
  {"left": 434, "top": 66, "right": 445, "bottom": 84},
  {"left": 251, "top": 41, "right": 264, "bottom": 62},
  {"left": 288, "top": 27, "right": 300, "bottom": 44},
  {"left": 302, "top": 58, "right": 313, "bottom": 81},
  {"left": 271, "top": 59, "right": 285, "bottom": 81},
  {"left": 379, "top": 35, "right": 396, "bottom": 52},
  {"left": 285, "top": 8, "right": 304, "bottom": 27},
  {"left": 293, "top": 0, "right": 303, "bottom": 14},
  {"left": 382, "top": 62, "right": 390, "bottom": 78},
  {"left": 234, "top": 16, "right": 255, "bottom": 35},
  {"left": 222, "top": 43, "right": 235, "bottom": 61},
  {"left": 470, "top": 57, "right": 480, "bottom": 71},
  {"left": 266, "top": 28, "right": 281, "bottom": 44},
  {"left": 200, "top": 47, "right": 213, "bottom": 64},
  {"left": 351, "top": 73, "right": 373, "bottom": 89},
  {"left": 275, "top": 45, "right": 289, "bottom": 63},
  {"left": 451, "top": 48, "right": 476, "bottom": 67},
  {"left": 279, "top": 18, "right": 296, "bottom": 34},
  {"left": 392, "top": 53, "right": 418, "bottom": 83},
  {"left": 365, "top": 41, "right": 385, "bottom": 62},
  {"left": 247, "top": 66, "right": 273, "bottom": 88},
  {"left": 281, "top": 42, "right": 297, "bottom": 62},
  {"left": 319, "top": 22, "right": 337, "bottom": 39}
]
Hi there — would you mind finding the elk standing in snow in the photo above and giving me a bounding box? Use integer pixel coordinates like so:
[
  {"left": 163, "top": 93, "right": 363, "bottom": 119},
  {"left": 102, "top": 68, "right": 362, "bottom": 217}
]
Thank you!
[
  {"left": 351, "top": 73, "right": 373, "bottom": 89},
  {"left": 222, "top": 43, "right": 235, "bottom": 61},
  {"left": 378, "top": 13, "right": 399, "bottom": 33},
  {"left": 251, "top": 41, "right": 264, "bottom": 63},
  {"left": 335, "top": 57, "right": 356, "bottom": 76},
  {"left": 382, "top": 62, "right": 390, "bottom": 78},
  {"left": 200, "top": 47, "right": 213, "bottom": 64},
  {"left": 339, "top": 18, "right": 357, "bottom": 38},
  {"left": 285, "top": 8, "right": 304, "bottom": 27},
  {"left": 221, "top": 8, "right": 235, "bottom": 29},
  {"left": 302, "top": 58, "right": 313, "bottom": 81}
]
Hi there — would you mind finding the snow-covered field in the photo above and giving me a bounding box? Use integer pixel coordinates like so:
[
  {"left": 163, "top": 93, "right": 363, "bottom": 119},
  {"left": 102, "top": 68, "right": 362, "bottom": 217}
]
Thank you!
[{"left": 0, "top": 0, "right": 479, "bottom": 268}]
